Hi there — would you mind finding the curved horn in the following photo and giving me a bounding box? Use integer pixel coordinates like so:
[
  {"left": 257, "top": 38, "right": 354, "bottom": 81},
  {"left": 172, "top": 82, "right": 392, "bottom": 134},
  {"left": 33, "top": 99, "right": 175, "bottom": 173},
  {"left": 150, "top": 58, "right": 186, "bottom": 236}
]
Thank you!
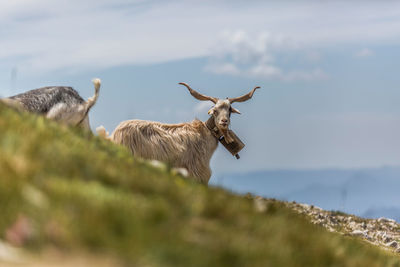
[
  {"left": 228, "top": 86, "right": 260, "bottom": 103},
  {"left": 179, "top": 82, "right": 218, "bottom": 104}
]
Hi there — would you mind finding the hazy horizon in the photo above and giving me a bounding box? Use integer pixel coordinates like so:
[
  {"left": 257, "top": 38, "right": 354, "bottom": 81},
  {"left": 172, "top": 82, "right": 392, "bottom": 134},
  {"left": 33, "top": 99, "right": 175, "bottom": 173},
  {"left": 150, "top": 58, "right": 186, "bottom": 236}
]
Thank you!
[{"left": 212, "top": 166, "right": 400, "bottom": 221}]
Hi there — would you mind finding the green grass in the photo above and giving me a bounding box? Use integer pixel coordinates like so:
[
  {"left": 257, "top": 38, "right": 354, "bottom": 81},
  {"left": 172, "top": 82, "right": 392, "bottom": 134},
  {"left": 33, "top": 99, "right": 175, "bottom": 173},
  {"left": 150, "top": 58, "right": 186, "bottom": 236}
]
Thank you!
[{"left": 0, "top": 103, "right": 399, "bottom": 267}]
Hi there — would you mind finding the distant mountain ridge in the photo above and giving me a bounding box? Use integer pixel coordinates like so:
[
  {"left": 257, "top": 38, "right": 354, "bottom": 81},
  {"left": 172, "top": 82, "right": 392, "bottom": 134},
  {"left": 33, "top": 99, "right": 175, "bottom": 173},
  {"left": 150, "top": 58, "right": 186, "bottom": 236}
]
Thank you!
[{"left": 212, "top": 167, "right": 400, "bottom": 221}]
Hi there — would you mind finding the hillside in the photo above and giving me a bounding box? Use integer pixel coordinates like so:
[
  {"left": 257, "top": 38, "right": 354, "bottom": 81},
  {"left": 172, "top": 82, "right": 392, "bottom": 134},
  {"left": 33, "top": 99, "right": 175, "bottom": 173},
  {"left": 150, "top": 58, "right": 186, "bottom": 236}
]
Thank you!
[{"left": 0, "top": 103, "right": 399, "bottom": 267}]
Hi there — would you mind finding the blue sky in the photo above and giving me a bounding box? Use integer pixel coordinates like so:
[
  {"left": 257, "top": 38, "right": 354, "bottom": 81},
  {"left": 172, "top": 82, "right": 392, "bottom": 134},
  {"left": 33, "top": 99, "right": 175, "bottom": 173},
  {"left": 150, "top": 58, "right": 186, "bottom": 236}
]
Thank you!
[{"left": 1, "top": 1, "right": 400, "bottom": 176}]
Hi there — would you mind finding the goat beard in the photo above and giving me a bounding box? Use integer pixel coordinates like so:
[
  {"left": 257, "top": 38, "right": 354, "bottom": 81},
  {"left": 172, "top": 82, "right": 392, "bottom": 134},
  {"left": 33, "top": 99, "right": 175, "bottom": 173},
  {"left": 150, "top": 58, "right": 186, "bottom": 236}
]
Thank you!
[{"left": 205, "top": 116, "right": 235, "bottom": 144}]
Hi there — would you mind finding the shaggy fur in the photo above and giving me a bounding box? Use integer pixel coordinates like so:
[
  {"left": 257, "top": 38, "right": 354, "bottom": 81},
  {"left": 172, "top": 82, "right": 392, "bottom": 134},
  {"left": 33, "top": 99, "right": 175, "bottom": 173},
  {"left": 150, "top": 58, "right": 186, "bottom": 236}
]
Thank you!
[
  {"left": 111, "top": 119, "right": 218, "bottom": 184},
  {"left": 107, "top": 83, "right": 259, "bottom": 184},
  {"left": 2, "top": 79, "right": 100, "bottom": 130}
]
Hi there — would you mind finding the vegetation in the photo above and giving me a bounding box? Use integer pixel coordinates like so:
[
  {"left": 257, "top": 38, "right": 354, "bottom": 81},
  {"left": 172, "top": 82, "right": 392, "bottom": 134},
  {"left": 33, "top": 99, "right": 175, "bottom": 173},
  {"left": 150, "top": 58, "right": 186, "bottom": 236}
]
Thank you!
[{"left": 0, "top": 103, "right": 399, "bottom": 266}]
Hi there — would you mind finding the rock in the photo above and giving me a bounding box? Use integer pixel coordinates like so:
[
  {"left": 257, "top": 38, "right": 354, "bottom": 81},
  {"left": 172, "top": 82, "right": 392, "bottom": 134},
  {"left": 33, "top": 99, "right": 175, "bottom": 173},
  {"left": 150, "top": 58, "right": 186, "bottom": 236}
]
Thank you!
[
  {"left": 171, "top": 167, "right": 189, "bottom": 178},
  {"left": 386, "top": 241, "right": 398, "bottom": 248},
  {"left": 328, "top": 216, "right": 338, "bottom": 224},
  {"left": 148, "top": 160, "right": 167, "bottom": 171},
  {"left": 327, "top": 226, "right": 335, "bottom": 232},
  {"left": 361, "top": 222, "right": 366, "bottom": 229},
  {"left": 254, "top": 197, "right": 267, "bottom": 213},
  {"left": 299, "top": 204, "right": 311, "bottom": 210},
  {"left": 283, "top": 199, "right": 400, "bottom": 253},
  {"left": 365, "top": 235, "right": 374, "bottom": 242},
  {"left": 348, "top": 221, "right": 356, "bottom": 229},
  {"left": 383, "top": 236, "right": 392, "bottom": 243},
  {"left": 350, "top": 230, "right": 365, "bottom": 237},
  {"left": 377, "top": 217, "right": 396, "bottom": 223}
]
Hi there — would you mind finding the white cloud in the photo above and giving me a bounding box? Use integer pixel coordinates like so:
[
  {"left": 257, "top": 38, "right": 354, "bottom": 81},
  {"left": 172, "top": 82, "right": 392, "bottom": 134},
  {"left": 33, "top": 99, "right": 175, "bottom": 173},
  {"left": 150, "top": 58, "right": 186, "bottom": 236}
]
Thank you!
[
  {"left": 245, "top": 65, "right": 329, "bottom": 81},
  {"left": 204, "top": 62, "right": 240, "bottom": 76},
  {"left": 280, "top": 68, "right": 329, "bottom": 82},
  {"left": 355, "top": 48, "right": 373, "bottom": 58},
  {"left": 248, "top": 64, "right": 282, "bottom": 78},
  {"left": 0, "top": 1, "right": 399, "bottom": 75},
  {"left": 205, "top": 31, "right": 328, "bottom": 81}
]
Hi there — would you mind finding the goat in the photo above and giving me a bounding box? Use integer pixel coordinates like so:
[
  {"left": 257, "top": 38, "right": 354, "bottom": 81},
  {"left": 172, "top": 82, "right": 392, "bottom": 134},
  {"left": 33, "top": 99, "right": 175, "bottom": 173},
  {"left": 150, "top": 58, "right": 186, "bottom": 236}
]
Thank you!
[
  {"left": 1, "top": 79, "right": 101, "bottom": 130},
  {"left": 109, "top": 83, "right": 259, "bottom": 184}
]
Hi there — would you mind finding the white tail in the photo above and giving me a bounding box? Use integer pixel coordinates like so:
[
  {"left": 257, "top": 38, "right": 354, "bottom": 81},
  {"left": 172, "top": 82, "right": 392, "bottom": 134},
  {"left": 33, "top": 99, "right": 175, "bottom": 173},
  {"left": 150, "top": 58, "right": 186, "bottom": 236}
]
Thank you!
[
  {"left": 86, "top": 78, "right": 101, "bottom": 110},
  {"left": 96, "top": 125, "right": 110, "bottom": 139},
  {"left": 75, "top": 78, "right": 101, "bottom": 128}
]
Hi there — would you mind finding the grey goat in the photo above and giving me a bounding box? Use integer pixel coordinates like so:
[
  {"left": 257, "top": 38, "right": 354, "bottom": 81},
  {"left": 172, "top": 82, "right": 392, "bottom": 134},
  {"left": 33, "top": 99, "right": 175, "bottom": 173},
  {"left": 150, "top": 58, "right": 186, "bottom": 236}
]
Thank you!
[{"left": 1, "top": 79, "right": 101, "bottom": 130}]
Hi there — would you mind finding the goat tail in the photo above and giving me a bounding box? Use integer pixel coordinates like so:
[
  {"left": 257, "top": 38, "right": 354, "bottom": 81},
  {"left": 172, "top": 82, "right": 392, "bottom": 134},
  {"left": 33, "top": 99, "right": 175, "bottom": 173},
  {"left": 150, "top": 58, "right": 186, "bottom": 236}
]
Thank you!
[
  {"left": 96, "top": 125, "right": 110, "bottom": 139},
  {"left": 86, "top": 78, "right": 101, "bottom": 110},
  {"left": 75, "top": 78, "right": 101, "bottom": 128}
]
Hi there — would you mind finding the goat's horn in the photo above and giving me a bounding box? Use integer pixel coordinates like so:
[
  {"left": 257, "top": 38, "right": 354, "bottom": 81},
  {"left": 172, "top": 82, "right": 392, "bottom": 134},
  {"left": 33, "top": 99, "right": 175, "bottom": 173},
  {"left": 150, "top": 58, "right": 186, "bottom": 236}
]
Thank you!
[
  {"left": 179, "top": 82, "right": 218, "bottom": 104},
  {"left": 228, "top": 86, "right": 260, "bottom": 103}
]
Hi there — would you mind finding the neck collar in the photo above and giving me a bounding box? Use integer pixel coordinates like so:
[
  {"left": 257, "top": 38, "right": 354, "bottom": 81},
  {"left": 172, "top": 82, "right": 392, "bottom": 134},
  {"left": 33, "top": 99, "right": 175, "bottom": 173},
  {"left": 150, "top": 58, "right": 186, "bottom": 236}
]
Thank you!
[{"left": 205, "top": 117, "right": 245, "bottom": 159}]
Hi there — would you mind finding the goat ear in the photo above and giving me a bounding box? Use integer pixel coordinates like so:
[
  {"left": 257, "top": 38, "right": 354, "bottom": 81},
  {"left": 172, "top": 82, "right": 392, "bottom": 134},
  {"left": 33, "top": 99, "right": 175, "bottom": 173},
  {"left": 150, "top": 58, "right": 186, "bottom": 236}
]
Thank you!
[
  {"left": 231, "top": 107, "right": 241, "bottom": 114},
  {"left": 208, "top": 108, "right": 215, "bottom": 115}
]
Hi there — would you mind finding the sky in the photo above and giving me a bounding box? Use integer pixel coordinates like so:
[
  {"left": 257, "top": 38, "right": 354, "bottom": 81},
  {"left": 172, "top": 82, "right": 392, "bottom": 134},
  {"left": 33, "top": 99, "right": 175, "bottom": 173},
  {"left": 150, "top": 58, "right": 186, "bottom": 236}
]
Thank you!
[{"left": 1, "top": 1, "right": 400, "bottom": 177}]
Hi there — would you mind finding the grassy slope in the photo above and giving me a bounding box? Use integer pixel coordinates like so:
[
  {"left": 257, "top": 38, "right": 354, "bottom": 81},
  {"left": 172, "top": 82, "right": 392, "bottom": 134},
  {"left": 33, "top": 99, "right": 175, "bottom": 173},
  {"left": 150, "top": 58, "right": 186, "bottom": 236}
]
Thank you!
[{"left": 0, "top": 104, "right": 399, "bottom": 267}]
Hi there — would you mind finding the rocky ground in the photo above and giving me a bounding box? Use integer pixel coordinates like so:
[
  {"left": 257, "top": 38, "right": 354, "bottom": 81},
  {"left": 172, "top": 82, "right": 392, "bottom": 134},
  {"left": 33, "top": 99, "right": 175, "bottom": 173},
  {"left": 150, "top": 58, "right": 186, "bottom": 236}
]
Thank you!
[{"left": 254, "top": 196, "right": 400, "bottom": 254}]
